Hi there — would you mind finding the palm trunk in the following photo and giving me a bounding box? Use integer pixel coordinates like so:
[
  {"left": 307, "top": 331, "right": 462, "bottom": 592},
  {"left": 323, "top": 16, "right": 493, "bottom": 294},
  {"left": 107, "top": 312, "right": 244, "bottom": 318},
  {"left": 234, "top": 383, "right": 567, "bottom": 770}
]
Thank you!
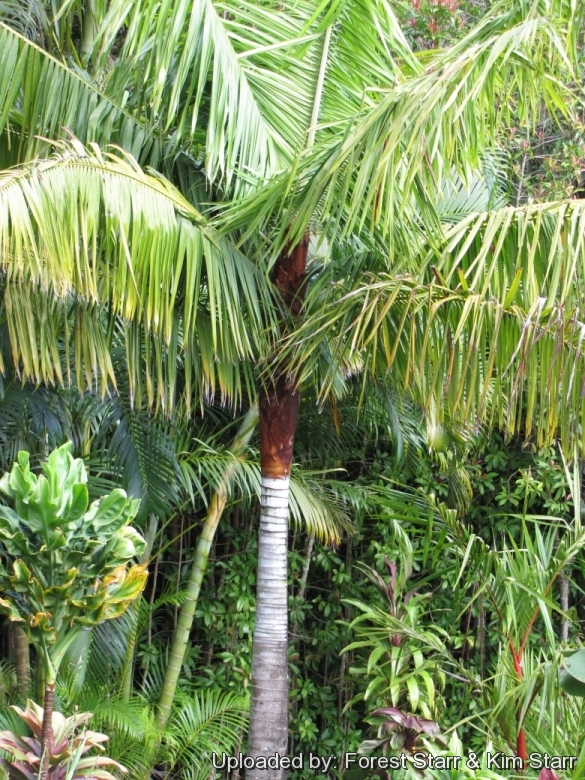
[
  {"left": 247, "top": 472, "right": 291, "bottom": 770},
  {"left": 155, "top": 403, "right": 259, "bottom": 730},
  {"left": 12, "top": 625, "right": 30, "bottom": 695},
  {"left": 40, "top": 680, "right": 54, "bottom": 780},
  {"left": 248, "top": 234, "right": 309, "bottom": 778}
]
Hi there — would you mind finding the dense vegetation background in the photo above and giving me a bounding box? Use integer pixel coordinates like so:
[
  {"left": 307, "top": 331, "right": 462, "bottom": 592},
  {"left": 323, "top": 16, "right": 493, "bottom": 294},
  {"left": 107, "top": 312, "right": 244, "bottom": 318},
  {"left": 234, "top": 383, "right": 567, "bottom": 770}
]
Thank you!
[{"left": 2, "top": 0, "right": 585, "bottom": 778}]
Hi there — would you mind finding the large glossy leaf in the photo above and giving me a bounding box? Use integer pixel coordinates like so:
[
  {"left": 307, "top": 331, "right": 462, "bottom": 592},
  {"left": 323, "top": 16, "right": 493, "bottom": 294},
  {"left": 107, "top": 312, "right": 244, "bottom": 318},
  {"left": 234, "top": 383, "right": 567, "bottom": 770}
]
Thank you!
[{"left": 560, "top": 649, "right": 585, "bottom": 697}]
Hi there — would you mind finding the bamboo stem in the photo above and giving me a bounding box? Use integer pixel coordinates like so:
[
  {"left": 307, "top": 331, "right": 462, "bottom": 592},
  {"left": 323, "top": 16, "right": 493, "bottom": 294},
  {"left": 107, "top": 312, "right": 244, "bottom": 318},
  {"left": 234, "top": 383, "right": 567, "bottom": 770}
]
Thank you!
[{"left": 155, "top": 403, "right": 259, "bottom": 731}]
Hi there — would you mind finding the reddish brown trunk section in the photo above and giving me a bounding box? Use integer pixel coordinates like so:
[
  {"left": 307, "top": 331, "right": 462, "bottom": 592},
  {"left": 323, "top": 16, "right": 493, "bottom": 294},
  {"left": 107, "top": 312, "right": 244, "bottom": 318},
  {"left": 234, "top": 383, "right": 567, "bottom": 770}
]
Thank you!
[
  {"left": 40, "top": 681, "right": 54, "bottom": 780},
  {"left": 271, "top": 233, "right": 310, "bottom": 317},
  {"left": 248, "top": 233, "right": 309, "bottom": 779},
  {"left": 259, "top": 377, "right": 300, "bottom": 478},
  {"left": 259, "top": 231, "right": 310, "bottom": 478}
]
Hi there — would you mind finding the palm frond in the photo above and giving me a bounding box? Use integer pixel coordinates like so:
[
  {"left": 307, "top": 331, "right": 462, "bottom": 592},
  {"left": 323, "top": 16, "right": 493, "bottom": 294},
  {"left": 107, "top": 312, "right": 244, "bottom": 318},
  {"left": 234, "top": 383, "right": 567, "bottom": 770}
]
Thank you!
[
  {"left": 95, "top": 0, "right": 419, "bottom": 193},
  {"left": 0, "top": 380, "right": 70, "bottom": 470},
  {"left": 178, "top": 439, "right": 353, "bottom": 543},
  {"left": 92, "top": 394, "right": 182, "bottom": 519},
  {"left": 226, "top": 10, "right": 577, "bottom": 253},
  {"left": 85, "top": 606, "right": 139, "bottom": 690},
  {"left": 0, "top": 23, "right": 159, "bottom": 164},
  {"left": 436, "top": 156, "right": 510, "bottom": 225},
  {"left": 98, "top": 0, "right": 322, "bottom": 189},
  {"left": 282, "top": 196, "right": 585, "bottom": 453},
  {"left": 0, "top": 0, "right": 46, "bottom": 38},
  {"left": 74, "top": 693, "right": 156, "bottom": 778},
  {"left": 161, "top": 689, "right": 248, "bottom": 780},
  {"left": 0, "top": 142, "right": 274, "bottom": 411}
]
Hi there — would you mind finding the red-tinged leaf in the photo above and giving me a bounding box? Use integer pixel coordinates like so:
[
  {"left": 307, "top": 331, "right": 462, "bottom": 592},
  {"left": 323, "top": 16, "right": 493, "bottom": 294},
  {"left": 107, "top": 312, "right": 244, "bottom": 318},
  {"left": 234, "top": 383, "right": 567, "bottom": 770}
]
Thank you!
[
  {"left": 19, "top": 737, "right": 40, "bottom": 756},
  {"left": 539, "top": 770, "right": 560, "bottom": 780},
  {"left": 384, "top": 557, "right": 397, "bottom": 608},
  {"left": 371, "top": 706, "right": 406, "bottom": 723},
  {"left": 76, "top": 756, "right": 128, "bottom": 772},
  {"left": 12, "top": 701, "right": 44, "bottom": 738},
  {"left": 0, "top": 735, "right": 28, "bottom": 758},
  {"left": 7, "top": 762, "right": 37, "bottom": 780}
]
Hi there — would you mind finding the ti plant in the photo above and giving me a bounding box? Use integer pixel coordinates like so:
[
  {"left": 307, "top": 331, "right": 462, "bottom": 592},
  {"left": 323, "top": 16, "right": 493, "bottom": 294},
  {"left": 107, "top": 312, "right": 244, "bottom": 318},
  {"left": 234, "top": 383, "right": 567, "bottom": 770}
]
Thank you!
[
  {"left": 0, "top": 699, "right": 126, "bottom": 780},
  {"left": 0, "top": 444, "right": 147, "bottom": 780},
  {"left": 343, "top": 526, "right": 449, "bottom": 719},
  {"left": 430, "top": 453, "right": 585, "bottom": 766},
  {"left": 359, "top": 707, "right": 441, "bottom": 755}
]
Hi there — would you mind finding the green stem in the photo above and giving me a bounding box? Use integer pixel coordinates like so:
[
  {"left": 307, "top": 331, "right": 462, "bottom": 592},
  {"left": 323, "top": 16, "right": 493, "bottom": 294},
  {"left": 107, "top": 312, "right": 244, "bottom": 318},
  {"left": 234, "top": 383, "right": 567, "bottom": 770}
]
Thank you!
[
  {"left": 155, "top": 402, "right": 259, "bottom": 731},
  {"left": 80, "top": 2, "right": 97, "bottom": 63},
  {"left": 35, "top": 654, "right": 45, "bottom": 705}
]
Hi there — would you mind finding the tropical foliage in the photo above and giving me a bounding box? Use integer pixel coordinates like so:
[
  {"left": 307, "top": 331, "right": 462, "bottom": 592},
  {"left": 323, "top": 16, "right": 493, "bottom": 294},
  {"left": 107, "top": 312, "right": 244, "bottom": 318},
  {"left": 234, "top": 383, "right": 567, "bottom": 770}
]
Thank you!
[
  {"left": 0, "top": 700, "right": 126, "bottom": 780},
  {"left": 3, "top": 0, "right": 585, "bottom": 777}
]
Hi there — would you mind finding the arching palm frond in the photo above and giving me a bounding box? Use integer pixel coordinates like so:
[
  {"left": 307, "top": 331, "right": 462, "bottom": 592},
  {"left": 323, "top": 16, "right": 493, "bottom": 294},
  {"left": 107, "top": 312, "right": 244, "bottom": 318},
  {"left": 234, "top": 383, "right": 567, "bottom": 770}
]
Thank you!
[
  {"left": 82, "top": 589, "right": 186, "bottom": 698},
  {"left": 94, "top": 0, "right": 419, "bottom": 194},
  {"left": 0, "top": 142, "right": 274, "bottom": 412},
  {"left": 0, "top": 0, "right": 46, "bottom": 38},
  {"left": 91, "top": 396, "right": 181, "bottom": 519},
  {"left": 0, "top": 23, "right": 160, "bottom": 165},
  {"left": 436, "top": 157, "right": 510, "bottom": 225},
  {"left": 69, "top": 689, "right": 155, "bottom": 778},
  {"left": 283, "top": 198, "right": 585, "bottom": 452},
  {"left": 178, "top": 439, "right": 353, "bottom": 544},
  {"left": 294, "top": 379, "right": 426, "bottom": 471},
  {"left": 85, "top": 607, "right": 138, "bottom": 691},
  {"left": 96, "top": 0, "right": 321, "bottom": 190},
  {"left": 0, "top": 380, "right": 70, "bottom": 470},
  {"left": 161, "top": 689, "right": 248, "bottom": 780},
  {"left": 228, "top": 9, "right": 577, "bottom": 254}
]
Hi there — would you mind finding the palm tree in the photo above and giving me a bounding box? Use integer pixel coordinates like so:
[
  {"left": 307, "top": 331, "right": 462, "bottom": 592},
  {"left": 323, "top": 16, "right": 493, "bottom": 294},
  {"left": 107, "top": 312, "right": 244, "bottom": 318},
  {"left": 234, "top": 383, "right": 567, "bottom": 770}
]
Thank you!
[{"left": 2, "top": 0, "right": 585, "bottom": 773}]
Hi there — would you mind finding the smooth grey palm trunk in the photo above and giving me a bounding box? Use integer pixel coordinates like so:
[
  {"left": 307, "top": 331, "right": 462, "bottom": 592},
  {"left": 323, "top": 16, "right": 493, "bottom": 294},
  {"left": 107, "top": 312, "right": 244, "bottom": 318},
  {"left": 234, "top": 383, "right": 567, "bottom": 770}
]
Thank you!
[
  {"left": 247, "top": 475, "right": 291, "bottom": 778},
  {"left": 247, "top": 234, "right": 308, "bottom": 778}
]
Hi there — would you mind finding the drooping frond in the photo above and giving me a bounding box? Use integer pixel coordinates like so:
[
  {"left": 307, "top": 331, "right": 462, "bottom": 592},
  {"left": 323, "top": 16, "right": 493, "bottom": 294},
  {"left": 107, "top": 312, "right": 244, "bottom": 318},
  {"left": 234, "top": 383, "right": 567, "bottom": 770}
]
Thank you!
[
  {"left": 0, "top": 380, "right": 69, "bottom": 470},
  {"left": 281, "top": 198, "right": 585, "bottom": 453},
  {"left": 97, "top": 0, "right": 322, "bottom": 189},
  {"left": 178, "top": 439, "right": 353, "bottom": 544},
  {"left": 0, "top": 0, "right": 46, "bottom": 38},
  {"left": 227, "top": 10, "right": 577, "bottom": 254},
  {"left": 0, "top": 142, "right": 274, "bottom": 411},
  {"left": 95, "top": 0, "right": 419, "bottom": 193},
  {"left": 435, "top": 157, "right": 510, "bottom": 225},
  {"left": 0, "top": 23, "right": 159, "bottom": 165},
  {"left": 92, "top": 395, "right": 182, "bottom": 519}
]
